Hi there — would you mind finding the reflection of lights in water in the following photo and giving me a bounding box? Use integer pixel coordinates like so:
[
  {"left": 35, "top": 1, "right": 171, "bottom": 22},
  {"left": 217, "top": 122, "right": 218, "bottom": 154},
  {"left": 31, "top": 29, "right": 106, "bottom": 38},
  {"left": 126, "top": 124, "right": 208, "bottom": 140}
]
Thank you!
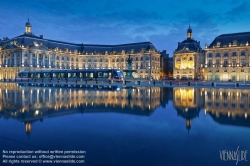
[
  {"left": 35, "top": 110, "right": 39, "bottom": 116},
  {"left": 216, "top": 112, "right": 219, "bottom": 118},
  {"left": 245, "top": 113, "right": 248, "bottom": 119},
  {"left": 26, "top": 123, "right": 32, "bottom": 133},
  {"left": 148, "top": 104, "right": 150, "bottom": 110},
  {"left": 204, "top": 109, "right": 206, "bottom": 115},
  {"left": 228, "top": 112, "right": 230, "bottom": 117},
  {"left": 185, "top": 108, "right": 188, "bottom": 112}
]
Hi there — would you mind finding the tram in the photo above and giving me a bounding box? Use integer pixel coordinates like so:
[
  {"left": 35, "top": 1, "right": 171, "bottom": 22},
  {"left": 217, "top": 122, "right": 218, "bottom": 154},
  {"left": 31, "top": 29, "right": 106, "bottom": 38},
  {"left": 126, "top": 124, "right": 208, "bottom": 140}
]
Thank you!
[{"left": 17, "top": 69, "right": 124, "bottom": 81}]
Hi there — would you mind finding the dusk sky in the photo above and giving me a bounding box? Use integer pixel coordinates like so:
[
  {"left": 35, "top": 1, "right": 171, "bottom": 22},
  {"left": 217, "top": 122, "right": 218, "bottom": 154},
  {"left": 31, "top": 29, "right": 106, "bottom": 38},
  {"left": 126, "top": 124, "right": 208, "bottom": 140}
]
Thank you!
[{"left": 1, "top": 0, "right": 250, "bottom": 56}]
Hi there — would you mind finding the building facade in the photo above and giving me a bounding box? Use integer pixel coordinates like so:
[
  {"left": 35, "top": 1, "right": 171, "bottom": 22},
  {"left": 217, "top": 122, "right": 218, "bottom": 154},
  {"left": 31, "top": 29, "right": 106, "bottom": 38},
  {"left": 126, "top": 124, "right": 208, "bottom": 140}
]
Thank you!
[
  {"left": 0, "top": 20, "right": 161, "bottom": 79},
  {"left": 160, "top": 50, "right": 173, "bottom": 77},
  {"left": 204, "top": 32, "right": 250, "bottom": 81},
  {"left": 173, "top": 26, "right": 204, "bottom": 79}
]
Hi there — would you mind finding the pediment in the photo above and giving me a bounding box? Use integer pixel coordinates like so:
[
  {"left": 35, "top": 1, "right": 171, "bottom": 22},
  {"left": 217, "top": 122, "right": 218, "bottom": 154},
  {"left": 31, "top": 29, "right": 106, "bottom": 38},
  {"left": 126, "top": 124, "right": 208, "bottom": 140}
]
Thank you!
[
  {"left": 2, "top": 43, "right": 19, "bottom": 50},
  {"left": 29, "top": 42, "right": 48, "bottom": 50},
  {"left": 175, "top": 47, "right": 195, "bottom": 54}
]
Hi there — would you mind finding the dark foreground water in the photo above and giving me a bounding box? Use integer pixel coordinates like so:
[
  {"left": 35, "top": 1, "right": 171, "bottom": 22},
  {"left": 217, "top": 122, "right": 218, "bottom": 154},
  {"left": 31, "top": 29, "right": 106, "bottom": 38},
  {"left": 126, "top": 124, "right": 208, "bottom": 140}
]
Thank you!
[{"left": 0, "top": 83, "right": 250, "bottom": 166}]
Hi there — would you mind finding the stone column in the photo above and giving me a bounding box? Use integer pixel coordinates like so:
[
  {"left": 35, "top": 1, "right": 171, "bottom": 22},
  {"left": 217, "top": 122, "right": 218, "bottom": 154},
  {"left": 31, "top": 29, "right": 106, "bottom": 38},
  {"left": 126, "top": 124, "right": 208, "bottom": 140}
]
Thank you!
[
  {"left": 21, "top": 51, "right": 25, "bottom": 67},
  {"left": 48, "top": 54, "right": 51, "bottom": 68},
  {"left": 36, "top": 53, "right": 39, "bottom": 67},
  {"left": 43, "top": 53, "right": 45, "bottom": 68}
]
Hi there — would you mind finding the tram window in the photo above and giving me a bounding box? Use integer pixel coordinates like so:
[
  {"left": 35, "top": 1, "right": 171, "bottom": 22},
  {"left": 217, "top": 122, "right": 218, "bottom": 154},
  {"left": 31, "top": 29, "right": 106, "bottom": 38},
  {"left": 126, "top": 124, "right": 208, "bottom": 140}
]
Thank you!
[
  {"left": 90, "top": 73, "right": 93, "bottom": 78},
  {"left": 98, "top": 72, "right": 103, "bottom": 77},
  {"left": 103, "top": 72, "right": 108, "bottom": 78}
]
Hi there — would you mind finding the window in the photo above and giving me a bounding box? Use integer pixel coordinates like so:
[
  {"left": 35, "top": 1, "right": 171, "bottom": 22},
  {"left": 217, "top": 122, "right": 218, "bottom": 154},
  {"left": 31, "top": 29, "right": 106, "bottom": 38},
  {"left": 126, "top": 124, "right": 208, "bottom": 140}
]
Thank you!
[
  {"left": 208, "top": 53, "right": 213, "bottom": 58},
  {"left": 216, "top": 53, "right": 221, "bottom": 57},
  {"left": 189, "top": 57, "right": 193, "bottom": 61},
  {"left": 241, "top": 59, "right": 245, "bottom": 66},
  {"left": 208, "top": 60, "right": 212, "bottom": 66},
  {"left": 136, "top": 57, "right": 138, "bottom": 61},
  {"left": 216, "top": 59, "right": 220, "bottom": 66},
  {"left": 232, "top": 52, "right": 237, "bottom": 56},
  {"left": 232, "top": 59, "right": 237, "bottom": 66},
  {"left": 224, "top": 52, "right": 228, "bottom": 57},
  {"left": 141, "top": 57, "right": 143, "bottom": 60},
  {"left": 233, "top": 40, "right": 238, "bottom": 46},
  {"left": 223, "top": 60, "right": 228, "bottom": 66},
  {"left": 241, "top": 51, "right": 245, "bottom": 56}
]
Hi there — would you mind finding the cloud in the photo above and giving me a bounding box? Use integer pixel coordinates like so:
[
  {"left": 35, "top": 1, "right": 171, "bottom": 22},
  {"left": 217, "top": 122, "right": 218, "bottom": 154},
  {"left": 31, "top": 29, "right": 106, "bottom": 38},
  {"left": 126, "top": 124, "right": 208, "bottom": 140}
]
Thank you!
[
  {"left": 225, "top": 2, "right": 250, "bottom": 22},
  {"left": 133, "top": 26, "right": 156, "bottom": 33}
]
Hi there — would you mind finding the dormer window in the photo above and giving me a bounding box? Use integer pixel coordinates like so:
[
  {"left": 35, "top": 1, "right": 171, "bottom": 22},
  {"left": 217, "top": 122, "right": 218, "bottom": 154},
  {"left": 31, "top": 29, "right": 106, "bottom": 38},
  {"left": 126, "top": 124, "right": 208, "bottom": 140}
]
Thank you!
[
  {"left": 233, "top": 40, "right": 238, "bottom": 46},
  {"left": 216, "top": 42, "right": 221, "bottom": 47}
]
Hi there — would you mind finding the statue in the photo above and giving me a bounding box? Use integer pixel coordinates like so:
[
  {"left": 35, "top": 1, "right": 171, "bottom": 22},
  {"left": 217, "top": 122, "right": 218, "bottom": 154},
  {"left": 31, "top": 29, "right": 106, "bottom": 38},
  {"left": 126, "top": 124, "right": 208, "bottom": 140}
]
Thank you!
[
  {"left": 123, "top": 54, "right": 136, "bottom": 79},
  {"left": 127, "top": 55, "right": 133, "bottom": 70}
]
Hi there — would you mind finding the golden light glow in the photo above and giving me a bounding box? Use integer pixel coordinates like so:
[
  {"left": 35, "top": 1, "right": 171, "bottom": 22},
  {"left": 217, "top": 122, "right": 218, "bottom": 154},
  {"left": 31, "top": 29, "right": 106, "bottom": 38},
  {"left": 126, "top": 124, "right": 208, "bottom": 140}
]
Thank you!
[{"left": 26, "top": 123, "right": 32, "bottom": 133}]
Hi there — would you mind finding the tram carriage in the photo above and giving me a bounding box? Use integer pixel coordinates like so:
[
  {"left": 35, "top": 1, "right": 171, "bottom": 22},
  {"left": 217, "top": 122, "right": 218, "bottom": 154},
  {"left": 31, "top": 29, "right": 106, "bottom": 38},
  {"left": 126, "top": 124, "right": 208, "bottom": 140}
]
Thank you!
[{"left": 17, "top": 69, "right": 124, "bottom": 81}]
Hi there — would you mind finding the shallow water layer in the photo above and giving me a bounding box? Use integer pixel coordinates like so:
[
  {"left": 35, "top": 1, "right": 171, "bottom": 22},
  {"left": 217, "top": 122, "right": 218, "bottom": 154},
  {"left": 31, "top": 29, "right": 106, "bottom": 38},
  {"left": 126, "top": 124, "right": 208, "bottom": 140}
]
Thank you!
[{"left": 0, "top": 83, "right": 250, "bottom": 166}]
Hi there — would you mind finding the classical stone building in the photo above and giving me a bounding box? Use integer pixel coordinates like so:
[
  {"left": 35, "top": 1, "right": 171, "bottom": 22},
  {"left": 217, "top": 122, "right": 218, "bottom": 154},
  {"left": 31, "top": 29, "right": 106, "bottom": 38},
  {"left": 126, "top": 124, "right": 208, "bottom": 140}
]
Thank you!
[
  {"left": 0, "top": 19, "right": 161, "bottom": 79},
  {"left": 204, "top": 32, "right": 250, "bottom": 81},
  {"left": 173, "top": 26, "right": 204, "bottom": 79}
]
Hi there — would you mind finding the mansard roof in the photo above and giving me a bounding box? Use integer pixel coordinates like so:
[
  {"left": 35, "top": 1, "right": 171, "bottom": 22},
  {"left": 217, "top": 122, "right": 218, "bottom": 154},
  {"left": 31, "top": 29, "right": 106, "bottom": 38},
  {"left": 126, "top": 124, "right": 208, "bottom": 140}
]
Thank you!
[
  {"left": 208, "top": 31, "right": 250, "bottom": 48},
  {"left": 175, "top": 38, "right": 202, "bottom": 53},
  {"left": 0, "top": 33, "right": 157, "bottom": 54}
]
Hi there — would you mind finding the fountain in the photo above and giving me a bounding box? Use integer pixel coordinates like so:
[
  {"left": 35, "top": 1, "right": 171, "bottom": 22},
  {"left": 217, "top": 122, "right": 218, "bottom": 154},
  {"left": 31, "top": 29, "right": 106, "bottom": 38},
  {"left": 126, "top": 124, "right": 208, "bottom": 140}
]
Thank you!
[{"left": 123, "top": 54, "right": 137, "bottom": 78}]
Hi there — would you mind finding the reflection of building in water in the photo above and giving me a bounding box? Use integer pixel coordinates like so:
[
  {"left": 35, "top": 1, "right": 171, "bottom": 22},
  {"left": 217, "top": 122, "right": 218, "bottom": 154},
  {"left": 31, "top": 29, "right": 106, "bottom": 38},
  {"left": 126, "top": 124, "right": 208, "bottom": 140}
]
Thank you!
[
  {"left": 160, "top": 87, "right": 173, "bottom": 108},
  {"left": 173, "top": 88, "right": 204, "bottom": 131},
  {"left": 0, "top": 83, "right": 161, "bottom": 134},
  {"left": 204, "top": 88, "right": 250, "bottom": 127}
]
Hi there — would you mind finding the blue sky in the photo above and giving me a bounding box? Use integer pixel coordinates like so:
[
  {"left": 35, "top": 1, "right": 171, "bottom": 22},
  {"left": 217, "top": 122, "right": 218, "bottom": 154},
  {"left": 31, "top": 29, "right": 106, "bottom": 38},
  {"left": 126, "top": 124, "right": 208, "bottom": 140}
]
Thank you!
[{"left": 0, "top": 0, "right": 250, "bottom": 55}]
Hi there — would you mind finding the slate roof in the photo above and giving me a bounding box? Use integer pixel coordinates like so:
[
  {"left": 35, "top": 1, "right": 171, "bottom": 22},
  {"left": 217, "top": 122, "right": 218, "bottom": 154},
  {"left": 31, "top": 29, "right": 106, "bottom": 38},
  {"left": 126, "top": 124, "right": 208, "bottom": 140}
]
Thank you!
[
  {"left": 175, "top": 38, "right": 202, "bottom": 53},
  {"left": 0, "top": 33, "right": 156, "bottom": 54},
  {"left": 208, "top": 31, "right": 250, "bottom": 48}
]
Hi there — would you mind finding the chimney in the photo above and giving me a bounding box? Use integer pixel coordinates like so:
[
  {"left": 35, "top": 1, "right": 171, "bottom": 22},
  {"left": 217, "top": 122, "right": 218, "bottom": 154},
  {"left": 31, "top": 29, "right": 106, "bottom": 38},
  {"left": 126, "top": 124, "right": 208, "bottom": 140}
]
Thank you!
[{"left": 40, "top": 35, "right": 43, "bottom": 39}]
